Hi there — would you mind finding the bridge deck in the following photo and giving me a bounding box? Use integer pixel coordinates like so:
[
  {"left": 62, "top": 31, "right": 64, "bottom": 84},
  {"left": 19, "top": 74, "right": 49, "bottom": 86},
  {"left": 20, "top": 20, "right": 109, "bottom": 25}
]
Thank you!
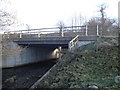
[{"left": 13, "top": 36, "right": 98, "bottom": 45}]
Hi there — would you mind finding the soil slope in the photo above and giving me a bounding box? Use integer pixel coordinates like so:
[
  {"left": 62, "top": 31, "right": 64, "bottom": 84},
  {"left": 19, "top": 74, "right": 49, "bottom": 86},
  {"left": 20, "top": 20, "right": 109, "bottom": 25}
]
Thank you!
[{"left": 34, "top": 37, "right": 120, "bottom": 89}]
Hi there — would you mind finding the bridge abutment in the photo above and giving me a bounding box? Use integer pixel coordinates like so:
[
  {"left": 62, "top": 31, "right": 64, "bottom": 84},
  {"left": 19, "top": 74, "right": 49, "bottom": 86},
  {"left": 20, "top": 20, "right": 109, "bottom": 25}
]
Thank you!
[{"left": 2, "top": 42, "right": 58, "bottom": 68}]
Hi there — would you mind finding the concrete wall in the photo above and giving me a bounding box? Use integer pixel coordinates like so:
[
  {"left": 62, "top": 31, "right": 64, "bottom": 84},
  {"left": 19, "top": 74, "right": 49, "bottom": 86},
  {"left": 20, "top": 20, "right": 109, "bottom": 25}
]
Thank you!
[
  {"left": 0, "top": 35, "right": 2, "bottom": 90},
  {"left": 78, "top": 41, "right": 93, "bottom": 47},
  {"left": 2, "top": 42, "right": 58, "bottom": 68},
  {"left": 2, "top": 40, "right": 93, "bottom": 68}
]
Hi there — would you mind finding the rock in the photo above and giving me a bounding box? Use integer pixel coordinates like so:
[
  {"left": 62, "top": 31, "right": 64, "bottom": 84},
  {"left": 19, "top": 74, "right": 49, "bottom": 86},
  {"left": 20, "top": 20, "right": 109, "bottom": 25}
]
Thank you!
[
  {"left": 84, "top": 50, "right": 88, "bottom": 52},
  {"left": 26, "top": 77, "right": 29, "bottom": 80},
  {"left": 82, "top": 57, "right": 86, "bottom": 60},
  {"left": 4, "top": 76, "right": 16, "bottom": 86},
  {"left": 114, "top": 76, "right": 120, "bottom": 83},
  {"left": 88, "top": 84, "right": 98, "bottom": 89}
]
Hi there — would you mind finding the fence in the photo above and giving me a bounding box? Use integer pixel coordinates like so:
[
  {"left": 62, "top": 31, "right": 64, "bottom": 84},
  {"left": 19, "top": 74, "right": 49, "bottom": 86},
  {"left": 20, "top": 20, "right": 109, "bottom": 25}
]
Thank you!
[{"left": 3, "top": 25, "right": 118, "bottom": 39}]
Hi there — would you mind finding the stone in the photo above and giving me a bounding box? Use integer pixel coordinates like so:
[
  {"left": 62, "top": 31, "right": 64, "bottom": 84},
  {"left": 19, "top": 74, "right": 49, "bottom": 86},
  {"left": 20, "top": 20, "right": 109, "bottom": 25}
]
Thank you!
[
  {"left": 88, "top": 85, "right": 98, "bottom": 89},
  {"left": 4, "top": 76, "right": 16, "bottom": 86},
  {"left": 26, "top": 77, "right": 29, "bottom": 80},
  {"left": 115, "top": 76, "right": 120, "bottom": 83}
]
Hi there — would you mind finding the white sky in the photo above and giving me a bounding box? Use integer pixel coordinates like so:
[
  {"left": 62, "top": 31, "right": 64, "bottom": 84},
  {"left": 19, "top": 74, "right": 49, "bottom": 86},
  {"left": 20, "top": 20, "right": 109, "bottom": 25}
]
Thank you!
[{"left": 1, "top": 0, "right": 120, "bottom": 29}]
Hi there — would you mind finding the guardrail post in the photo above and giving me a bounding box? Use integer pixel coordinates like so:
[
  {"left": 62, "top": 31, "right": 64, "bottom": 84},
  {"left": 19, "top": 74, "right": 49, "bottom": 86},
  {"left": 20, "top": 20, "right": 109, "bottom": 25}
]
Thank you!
[
  {"left": 20, "top": 31, "right": 22, "bottom": 38},
  {"left": 59, "top": 27, "right": 64, "bottom": 37},
  {"left": 62, "top": 29, "right": 64, "bottom": 37},
  {"left": 97, "top": 24, "right": 99, "bottom": 36},
  {"left": 7, "top": 33, "right": 10, "bottom": 38},
  {"left": 38, "top": 33, "right": 41, "bottom": 37},
  {"left": 85, "top": 25, "right": 88, "bottom": 36},
  {"left": 20, "top": 33, "right": 22, "bottom": 38}
]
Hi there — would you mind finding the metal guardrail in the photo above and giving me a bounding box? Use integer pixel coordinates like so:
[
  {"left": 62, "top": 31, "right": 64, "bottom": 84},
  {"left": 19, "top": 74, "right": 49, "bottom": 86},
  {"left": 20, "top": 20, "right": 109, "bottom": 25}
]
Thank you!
[
  {"left": 3, "top": 25, "right": 101, "bottom": 39},
  {"left": 68, "top": 35, "right": 79, "bottom": 51},
  {"left": 3, "top": 27, "right": 60, "bottom": 38}
]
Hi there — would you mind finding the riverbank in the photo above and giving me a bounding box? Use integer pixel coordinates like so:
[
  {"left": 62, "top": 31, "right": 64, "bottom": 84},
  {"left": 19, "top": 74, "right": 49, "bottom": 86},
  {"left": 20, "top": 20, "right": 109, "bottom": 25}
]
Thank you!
[
  {"left": 32, "top": 37, "right": 120, "bottom": 89},
  {"left": 2, "top": 59, "right": 56, "bottom": 89}
]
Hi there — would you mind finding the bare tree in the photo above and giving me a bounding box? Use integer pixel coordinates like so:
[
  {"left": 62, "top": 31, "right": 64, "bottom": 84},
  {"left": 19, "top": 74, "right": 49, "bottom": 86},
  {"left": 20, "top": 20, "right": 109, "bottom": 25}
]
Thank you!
[
  {"left": 79, "top": 13, "right": 84, "bottom": 26},
  {"left": 69, "top": 14, "right": 85, "bottom": 32},
  {"left": 85, "top": 4, "right": 117, "bottom": 36},
  {"left": 0, "top": 0, "right": 16, "bottom": 31},
  {"left": 98, "top": 3, "right": 107, "bottom": 36},
  {"left": 0, "top": 11, "right": 15, "bottom": 30},
  {"left": 70, "top": 14, "right": 84, "bottom": 26},
  {"left": 86, "top": 17, "right": 117, "bottom": 36},
  {"left": 57, "top": 21, "right": 65, "bottom": 37},
  {"left": 0, "top": 0, "right": 23, "bottom": 56}
]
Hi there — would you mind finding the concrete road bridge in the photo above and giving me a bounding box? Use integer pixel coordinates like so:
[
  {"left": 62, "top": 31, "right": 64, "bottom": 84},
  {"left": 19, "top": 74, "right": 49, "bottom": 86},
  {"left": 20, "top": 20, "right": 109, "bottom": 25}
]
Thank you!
[
  {"left": 2, "top": 25, "right": 99, "bottom": 68},
  {"left": 12, "top": 36, "right": 97, "bottom": 47}
]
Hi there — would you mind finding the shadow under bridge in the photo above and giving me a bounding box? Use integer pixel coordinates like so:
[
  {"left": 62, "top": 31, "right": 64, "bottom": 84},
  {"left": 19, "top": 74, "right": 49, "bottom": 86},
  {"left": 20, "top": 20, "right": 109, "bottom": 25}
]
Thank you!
[{"left": 13, "top": 37, "right": 74, "bottom": 48}]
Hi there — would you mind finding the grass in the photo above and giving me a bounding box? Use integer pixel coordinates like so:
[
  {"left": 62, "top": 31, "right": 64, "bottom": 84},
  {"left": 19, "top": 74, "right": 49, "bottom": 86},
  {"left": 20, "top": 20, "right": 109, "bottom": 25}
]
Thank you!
[{"left": 33, "top": 37, "right": 120, "bottom": 89}]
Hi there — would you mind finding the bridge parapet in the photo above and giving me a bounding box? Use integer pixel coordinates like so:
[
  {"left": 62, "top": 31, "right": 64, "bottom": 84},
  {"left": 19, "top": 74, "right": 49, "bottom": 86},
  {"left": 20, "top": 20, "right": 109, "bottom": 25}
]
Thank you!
[{"left": 3, "top": 25, "right": 100, "bottom": 39}]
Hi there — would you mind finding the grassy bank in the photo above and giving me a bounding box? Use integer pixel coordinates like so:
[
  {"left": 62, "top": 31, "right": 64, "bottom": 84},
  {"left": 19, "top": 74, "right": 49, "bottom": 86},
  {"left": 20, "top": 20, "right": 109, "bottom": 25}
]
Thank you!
[{"left": 34, "top": 37, "right": 120, "bottom": 89}]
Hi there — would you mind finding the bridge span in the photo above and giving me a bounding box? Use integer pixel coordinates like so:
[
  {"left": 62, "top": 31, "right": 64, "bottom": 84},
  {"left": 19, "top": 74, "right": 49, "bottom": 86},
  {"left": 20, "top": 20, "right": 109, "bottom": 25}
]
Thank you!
[
  {"left": 2, "top": 26, "right": 99, "bottom": 68},
  {"left": 12, "top": 36, "right": 97, "bottom": 47}
]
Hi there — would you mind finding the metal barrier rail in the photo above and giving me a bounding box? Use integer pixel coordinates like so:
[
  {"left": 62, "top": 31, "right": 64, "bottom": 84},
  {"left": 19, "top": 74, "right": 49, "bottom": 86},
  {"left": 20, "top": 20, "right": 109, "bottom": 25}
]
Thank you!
[
  {"left": 3, "top": 25, "right": 100, "bottom": 38},
  {"left": 3, "top": 27, "right": 60, "bottom": 38},
  {"left": 68, "top": 35, "right": 79, "bottom": 51}
]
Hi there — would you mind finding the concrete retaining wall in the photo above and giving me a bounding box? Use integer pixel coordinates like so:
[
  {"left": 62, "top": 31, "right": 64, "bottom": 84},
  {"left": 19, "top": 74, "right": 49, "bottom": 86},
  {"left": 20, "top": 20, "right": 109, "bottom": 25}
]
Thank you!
[
  {"left": 1, "top": 40, "right": 93, "bottom": 68},
  {"left": 0, "top": 35, "right": 2, "bottom": 90},
  {"left": 2, "top": 42, "right": 58, "bottom": 68}
]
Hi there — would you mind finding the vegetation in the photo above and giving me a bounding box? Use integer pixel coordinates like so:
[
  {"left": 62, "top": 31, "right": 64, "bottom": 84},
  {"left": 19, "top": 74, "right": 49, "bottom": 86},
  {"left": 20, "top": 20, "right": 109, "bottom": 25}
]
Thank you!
[{"left": 33, "top": 37, "right": 120, "bottom": 89}]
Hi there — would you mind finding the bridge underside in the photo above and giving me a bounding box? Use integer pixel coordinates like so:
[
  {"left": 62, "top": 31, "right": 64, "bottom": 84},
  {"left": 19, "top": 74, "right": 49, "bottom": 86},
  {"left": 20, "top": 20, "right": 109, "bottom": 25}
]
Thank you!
[
  {"left": 2, "top": 42, "right": 61, "bottom": 68},
  {"left": 22, "top": 44, "right": 68, "bottom": 49},
  {"left": 12, "top": 36, "right": 98, "bottom": 48}
]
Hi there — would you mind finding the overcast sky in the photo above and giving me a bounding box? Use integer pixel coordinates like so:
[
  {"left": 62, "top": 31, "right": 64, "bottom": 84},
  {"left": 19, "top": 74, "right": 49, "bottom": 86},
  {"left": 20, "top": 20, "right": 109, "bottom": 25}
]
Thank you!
[{"left": 1, "top": 0, "right": 120, "bottom": 29}]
